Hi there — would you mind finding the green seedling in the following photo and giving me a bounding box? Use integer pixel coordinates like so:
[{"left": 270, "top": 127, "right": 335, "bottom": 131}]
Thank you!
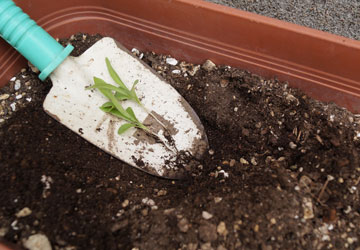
[
  {"left": 86, "top": 58, "right": 166, "bottom": 135},
  {"left": 105, "top": 57, "right": 142, "bottom": 105},
  {"left": 105, "top": 57, "right": 167, "bottom": 128},
  {"left": 86, "top": 76, "right": 148, "bottom": 135}
]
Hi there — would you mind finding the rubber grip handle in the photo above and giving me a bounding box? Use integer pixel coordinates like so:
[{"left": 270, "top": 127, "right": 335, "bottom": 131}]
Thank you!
[{"left": 0, "top": 0, "right": 73, "bottom": 81}]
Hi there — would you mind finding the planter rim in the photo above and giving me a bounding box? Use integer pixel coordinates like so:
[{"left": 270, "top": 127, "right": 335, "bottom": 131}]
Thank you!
[
  {"left": 184, "top": 0, "right": 360, "bottom": 46},
  {"left": 0, "top": 0, "right": 359, "bottom": 112}
]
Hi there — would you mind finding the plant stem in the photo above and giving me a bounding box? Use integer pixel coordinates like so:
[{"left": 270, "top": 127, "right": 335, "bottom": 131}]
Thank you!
[
  {"left": 140, "top": 104, "right": 168, "bottom": 130},
  {"left": 143, "top": 128, "right": 176, "bottom": 153}
]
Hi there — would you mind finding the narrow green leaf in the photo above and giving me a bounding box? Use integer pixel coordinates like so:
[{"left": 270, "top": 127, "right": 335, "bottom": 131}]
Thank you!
[
  {"left": 91, "top": 76, "right": 130, "bottom": 101},
  {"left": 106, "top": 109, "right": 133, "bottom": 123},
  {"left": 114, "top": 92, "right": 129, "bottom": 101},
  {"left": 86, "top": 77, "right": 111, "bottom": 93},
  {"left": 100, "top": 102, "right": 113, "bottom": 108},
  {"left": 85, "top": 61, "right": 153, "bottom": 137},
  {"left": 105, "top": 108, "right": 123, "bottom": 118},
  {"left": 100, "top": 102, "right": 114, "bottom": 112},
  {"left": 131, "top": 80, "right": 139, "bottom": 91},
  {"left": 103, "top": 90, "right": 132, "bottom": 121},
  {"left": 125, "top": 107, "right": 138, "bottom": 121},
  {"left": 118, "top": 123, "right": 136, "bottom": 134},
  {"left": 93, "top": 76, "right": 108, "bottom": 85},
  {"left": 105, "top": 58, "right": 127, "bottom": 89},
  {"left": 92, "top": 77, "right": 113, "bottom": 100},
  {"left": 99, "top": 88, "right": 112, "bottom": 100},
  {"left": 91, "top": 82, "right": 129, "bottom": 96},
  {"left": 100, "top": 106, "right": 112, "bottom": 113},
  {"left": 129, "top": 80, "right": 141, "bottom": 104},
  {"left": 130, "top": 88, "right": 141, "bottom": 104}
]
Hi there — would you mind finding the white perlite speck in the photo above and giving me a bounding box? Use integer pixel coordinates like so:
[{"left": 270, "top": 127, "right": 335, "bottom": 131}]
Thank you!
[
  {"left": 166, "top": 57, "right": 178, "bottom": 65},
  {"left": 240, "top": 158, "right": 249, "bottom": 165},
  {"left": 10, "top": 103, "right": 16, "bottom": 111},
  {"left": 131, "top": 48, "right": 140, "bottom": 55},
  {"left": 349, "top": 186, "right": 357, "bottom": 194},
  {"left": 23, "top": 234, "right": 52, "bottom": 250},
  {"left": 202, "top": 211, "right": 213, "bottom": 220},
  {"left": 172, "top": 69, "right": 181, "bottom": 74},
  {"left": 142, "top": 197, "right": 157, "bottom": 209},
  {"left": 14, "top": 80, "right": 21, "bottom": 90},
  {"left": 122, "top": 199, "right": 129, "bottom": 208},
  {"left": 40, "top": 175, "right": 53, "bottom": 198},
  {"left": 217, "top": 221, "right": 228, "bottom": 236},
  {"left": 188, "top": 65, "right": 200, "bottom": 76},
  {"left": 218, "top": 170, "right": 229, "bottom": 178},
  {"left": 251, "top": 157, "right": 258, "bottom": 166},
  {"left": 11, "top": 220, "right": 18, "bottom": 230},
  {"left": 0, "top": 94, "right": 10, "bottom": 100},
  {"left": 0, "top": 227, "right": 8, "bottom": 237},
  {"left": 16, "top": 207, "right": 32, "bottom": 218},
  {"left": 214, "top": 197, "right": 222, "bottom": 203},
  {"left": 41, "top": 175, "right": 53, "bottom": 190},
  {"left": 16, "top": 94, "right": 22, "bottom": 99},
  {"left": 289, "top": 141, "right": 297, "bottom": 149},
  {"left": 322, "top": 235, "right": 330, "bottom": 241},
  {"left": 202, "top": 59, "right": 216, "bottom": 71},
  {"left": 302, "top": 197, "right": 314, "bottom": 219}
]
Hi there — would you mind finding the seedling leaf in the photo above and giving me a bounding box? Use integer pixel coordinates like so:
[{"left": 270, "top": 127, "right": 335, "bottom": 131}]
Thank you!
[
  {"left": 118, "top": 123, "right": 136, "bottom": 134},
  {"left": 100, "top": 102, "right": 114, "bottom": 112},
  {"left": 86, "top": 59, "right": 159, "bottom": 138},
  {"left": 106, "top": 57, "right": 127, "bottom": 89},
  {"left": 131, "top": 80, "right": 139, "bottom": 91},
  {"left": 125, "top": 107, "right": 138, "bottom": 121},
  {"left": 104, "top": 108, "right": 124, "bottom": 119},
  {"left": 100, "top": 102, "right": 113, "bottom": 108},
  {"left": 106, "top": 59, "right": 143, "bottom": 105},
  {"left": 103, "top": 90, "right": 133, "bottom": 121},
  {"left": 93, "top": 76, "right": 108, "bottom": 85},
  {"left": 88, "top": 79, "right": 129, "bottom": 97},
  {"left": 115, "top": 92, "right": 128, "bottom": 101}
]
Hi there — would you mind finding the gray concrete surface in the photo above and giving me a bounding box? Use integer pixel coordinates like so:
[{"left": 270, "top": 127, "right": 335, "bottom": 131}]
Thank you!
[{"left": 206, "top": 0, "right": 360, "bottom": 41}]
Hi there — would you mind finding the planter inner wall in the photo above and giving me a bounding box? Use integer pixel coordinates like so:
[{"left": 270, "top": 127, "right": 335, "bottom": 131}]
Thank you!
[{"left": 1, "top": 0, "right": 360, "bottom": 112}]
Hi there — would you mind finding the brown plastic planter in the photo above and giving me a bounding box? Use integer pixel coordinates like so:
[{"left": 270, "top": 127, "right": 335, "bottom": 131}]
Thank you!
[{"left": 1, "top": 0, "right": 360, "bottom": 113}]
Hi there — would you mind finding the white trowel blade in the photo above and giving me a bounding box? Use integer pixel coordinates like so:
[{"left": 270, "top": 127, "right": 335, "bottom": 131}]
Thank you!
[{"left": 43, "top": 37, "right": 208, "bottom": 179}]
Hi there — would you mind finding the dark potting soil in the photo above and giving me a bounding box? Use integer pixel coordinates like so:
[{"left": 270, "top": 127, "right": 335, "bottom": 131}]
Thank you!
[{"left": 0, "top": 33, "right": 360, "bottom": 250}]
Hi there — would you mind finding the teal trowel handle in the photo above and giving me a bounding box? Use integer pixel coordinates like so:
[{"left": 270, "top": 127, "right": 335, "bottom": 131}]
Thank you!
[{"left": 0, "top": 0, "right": 73, "bottom": 81}]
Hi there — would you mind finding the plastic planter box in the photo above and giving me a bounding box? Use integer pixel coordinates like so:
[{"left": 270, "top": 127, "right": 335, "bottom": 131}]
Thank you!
[
  {"left": 0, "top": 0, "right": 360, "bottom": 113},
  {"left": 0, "top": 1, "right": 360, "bottom": 249}
]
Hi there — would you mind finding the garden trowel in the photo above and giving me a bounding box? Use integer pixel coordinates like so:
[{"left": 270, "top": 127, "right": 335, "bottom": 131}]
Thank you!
[{"left": 0, "top": 0, "right": 208, "bottom": 179}]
